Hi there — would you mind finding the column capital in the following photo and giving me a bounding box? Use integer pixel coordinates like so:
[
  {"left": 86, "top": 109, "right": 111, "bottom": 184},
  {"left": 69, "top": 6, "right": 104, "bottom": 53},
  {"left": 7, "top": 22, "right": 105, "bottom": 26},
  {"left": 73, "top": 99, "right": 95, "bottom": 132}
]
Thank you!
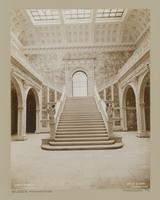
[
  {"left": 140, "top": 102, "right": 145, "bottom": 106},
  {"left": 18, "top": 106, "right": 23, "bottom": 110}
]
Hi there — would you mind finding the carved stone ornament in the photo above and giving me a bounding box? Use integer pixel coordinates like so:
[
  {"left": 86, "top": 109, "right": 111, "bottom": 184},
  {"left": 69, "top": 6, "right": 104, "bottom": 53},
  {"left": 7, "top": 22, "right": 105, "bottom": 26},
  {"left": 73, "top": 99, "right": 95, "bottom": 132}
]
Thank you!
[
  {"left": 47, "top": 102, "right": 56, "bottom": 139},
  {"left": 47, "top": 102, "right": 56, "bottom": 121},
  {"left": 105, "top": 100, "right": 114, "bottom": 119}
]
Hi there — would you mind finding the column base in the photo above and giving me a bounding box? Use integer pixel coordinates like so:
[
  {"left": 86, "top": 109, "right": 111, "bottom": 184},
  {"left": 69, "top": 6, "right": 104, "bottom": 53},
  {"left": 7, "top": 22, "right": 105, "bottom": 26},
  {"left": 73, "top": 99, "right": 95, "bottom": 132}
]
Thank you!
[
  {"left": 50, "top": 137, "right": 56, "bottom": 141},
  {"left": 11, "top": 135, "right": 27, "bottom": 141},
  {"left": 136, "top": 131, "right": 150, "bottom": 138}
]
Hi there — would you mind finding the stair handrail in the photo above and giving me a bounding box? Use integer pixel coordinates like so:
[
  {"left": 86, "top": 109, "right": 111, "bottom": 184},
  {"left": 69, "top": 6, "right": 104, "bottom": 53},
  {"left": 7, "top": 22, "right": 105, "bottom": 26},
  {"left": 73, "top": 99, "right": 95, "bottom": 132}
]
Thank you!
[
  {"left": 94, "top": 83, "right": 108, "bottom": 131},
  {"left": 54, "top": 86, "right": 66, "bottom": 130},
  {"left": 94, "top": 84, "right": 114, "bottom": 138}
]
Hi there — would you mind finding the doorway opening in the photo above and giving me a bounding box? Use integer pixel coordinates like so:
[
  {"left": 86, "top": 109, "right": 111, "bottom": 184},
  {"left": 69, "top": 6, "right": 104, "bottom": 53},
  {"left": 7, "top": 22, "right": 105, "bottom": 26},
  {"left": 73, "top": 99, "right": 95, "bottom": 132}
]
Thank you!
[
  {"left": 11, "top": 84, "right": 18, "bottom": 135},
  {"left": 72, "top": 71, "right": 88, "bottom": 97},
  {"left": 26, "top": 89, "right": 36, "bottom": 133},
  {"left": 144, "top": 80, "right": 150, "bottom": 131},
  {"left": 126, "top": 87, "right": 137, "bottom": 131}
]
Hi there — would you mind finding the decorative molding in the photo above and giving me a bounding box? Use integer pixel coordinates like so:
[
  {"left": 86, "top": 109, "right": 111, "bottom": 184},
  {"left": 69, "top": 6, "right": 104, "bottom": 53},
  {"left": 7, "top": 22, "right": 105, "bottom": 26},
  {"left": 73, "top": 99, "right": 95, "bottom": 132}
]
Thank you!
[
  {"left": 23, "top": 43, "right": 136, "bottom": 54},
  {"left": 98, "top": 29, "right": 150, "bottom": 91}
]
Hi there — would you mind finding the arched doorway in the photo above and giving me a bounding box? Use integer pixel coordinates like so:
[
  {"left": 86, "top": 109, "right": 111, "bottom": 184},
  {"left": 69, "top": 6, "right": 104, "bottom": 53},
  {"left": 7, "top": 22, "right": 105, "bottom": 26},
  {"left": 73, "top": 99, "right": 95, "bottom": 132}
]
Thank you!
[
  {"left": 139, "top": 74, "right": 150, "bottom": 134},
  {"left": 144, "top": 79, "right": 150, "bottom": 131},
  {"left": 125, "top": 87, "right": 137, "bottom": 131},
  {"left": 11, "top": 83, "right": 18, "bottom": 135},
  {"left": 26, "top": 89, "right": 36, "bottom": 133},
  {"left": 72, "top": 71, "right": 88, "bottom": 97}
]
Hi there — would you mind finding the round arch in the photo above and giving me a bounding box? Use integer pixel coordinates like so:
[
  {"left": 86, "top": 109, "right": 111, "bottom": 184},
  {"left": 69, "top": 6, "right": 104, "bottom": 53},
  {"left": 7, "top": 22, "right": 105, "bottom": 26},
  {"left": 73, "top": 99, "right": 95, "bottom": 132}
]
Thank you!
[
  {"left": 122, "top": 85, "right": 137, "bottom": 131},
  {"left": 11, "top": 77, "right": 23, "bottom": 107},
  {"left": 11, "top": 77, "right": 23, "bottom": 136},
  {"left": 26, "top": 87, "right": 40, "bottom": 133},
  {"left": 66, "top": 66, "right": 94, "bottom": 97},
  {"left": 25, "top": 87, "right": 40, "bottom": 110},
  {"left": 139, "top": 72, "right": 150, "bottom": 132},
  {"left": 72, "top": 70, "right": 88, "bottom": 97}
]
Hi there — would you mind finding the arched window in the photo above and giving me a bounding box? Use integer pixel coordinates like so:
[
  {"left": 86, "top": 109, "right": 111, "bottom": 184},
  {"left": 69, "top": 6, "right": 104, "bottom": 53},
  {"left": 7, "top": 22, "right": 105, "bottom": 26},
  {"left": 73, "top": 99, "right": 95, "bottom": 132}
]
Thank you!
[{"left": 72, "top": 71, "right": 88, "bottom": 97}]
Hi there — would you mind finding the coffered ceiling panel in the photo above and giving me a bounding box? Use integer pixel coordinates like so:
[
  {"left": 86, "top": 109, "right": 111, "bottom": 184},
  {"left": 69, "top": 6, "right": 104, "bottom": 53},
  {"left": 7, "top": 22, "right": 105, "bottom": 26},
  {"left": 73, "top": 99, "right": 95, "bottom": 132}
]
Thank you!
[
  {"left": 10, "top": 9, "right": 150, "bottom": 90},
  {"left": 11, "top": 9, "right": 150, "bottom": 48}
]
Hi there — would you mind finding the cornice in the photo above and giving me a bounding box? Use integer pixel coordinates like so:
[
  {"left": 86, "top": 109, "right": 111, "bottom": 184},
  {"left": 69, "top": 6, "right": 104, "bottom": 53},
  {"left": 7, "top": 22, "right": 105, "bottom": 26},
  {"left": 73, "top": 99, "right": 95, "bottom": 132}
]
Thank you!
[
  {"left": 11, "top": 56, "right": 43, "bottom": 86},
  {"left": 23, "top": 43, "right": 136, "bottom": 55}
]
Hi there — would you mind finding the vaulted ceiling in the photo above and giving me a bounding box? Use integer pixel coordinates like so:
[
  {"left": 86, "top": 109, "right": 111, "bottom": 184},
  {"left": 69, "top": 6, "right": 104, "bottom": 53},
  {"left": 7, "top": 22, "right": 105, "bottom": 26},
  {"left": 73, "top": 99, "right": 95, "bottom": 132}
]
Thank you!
[
  {"left": 10, "top": 9, "right": 150, "bottom": 90},
  {"left": 11, "top": 9, "right": 150, "bottom": 48}
]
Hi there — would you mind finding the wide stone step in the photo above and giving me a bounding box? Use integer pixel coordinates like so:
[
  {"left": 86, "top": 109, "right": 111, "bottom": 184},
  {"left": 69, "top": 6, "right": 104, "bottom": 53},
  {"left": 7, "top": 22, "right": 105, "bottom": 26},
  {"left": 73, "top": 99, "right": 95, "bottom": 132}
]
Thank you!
[
  {"left": 41, "top": 142, "right": 123, "bottom": 151},
  {"left": 65, "top": 108, "right": 97, "bottom": 109},
  {"left": 60, "top": 118, "right": 103, "bottom": 120},
  {"left": 61, "top": 115, "right": 102, "bottom": 118},
  {"left": 49, "top": 140, "right": 115, "bottom": 146},
  {"left": 54, "top": 137, "right": 110, "bottom": 142},
  {"left": 56, "top": 133, "right": 108, "bottom": 138},
  {"left": 60, "top": 117, "right": 102, "bottom": 121},
  {"left": 59, "top": 121, "right": 104, "bottom": 124},
  {"left": 56, "top": 130, "right": 107, "bottom": 134},
  {"left": 61, "top": 112, "right": 101, "bottom": 116},
  {"left": 64, "top": 105, "right": 97, "bottom": 107},
  {"left": 58, "top": 125, "right": 105, "bottom": 128},
  {"left": 60, "top": 118, "right": 103, "bottom": 121},
  {"left": 63, "top": 110, "right": 98, "bottom": 112},
  {"left": 61, "top": 114, "right": 101, "bottom": 117},
  {"left": 58, "top": 122, "right": 105, "bottom": 126},
  {"left": 65, "top": 104, "right": 96, "bottom": 105},
  {"left": 64, "top": 106, "right": 97, "bottom": 108},
  {"left": 57, "top": 127, "right": 106, "bottom": 132}
]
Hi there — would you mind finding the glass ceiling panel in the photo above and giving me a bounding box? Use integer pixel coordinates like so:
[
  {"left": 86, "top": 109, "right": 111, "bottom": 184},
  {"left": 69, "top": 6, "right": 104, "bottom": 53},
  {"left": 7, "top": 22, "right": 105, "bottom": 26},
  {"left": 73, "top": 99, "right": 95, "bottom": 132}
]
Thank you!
[
  {"left": 26, "top": 9, "right": 126, "bottom": 25},
  {"left": 63, "top": 9, "right": 91, "bottom": 21},
  {"left": 27, "top": 9, "right": 60, "bottom": 24},
  {"left": 96, "top": 9, "right": 125, "bottom": 19}
]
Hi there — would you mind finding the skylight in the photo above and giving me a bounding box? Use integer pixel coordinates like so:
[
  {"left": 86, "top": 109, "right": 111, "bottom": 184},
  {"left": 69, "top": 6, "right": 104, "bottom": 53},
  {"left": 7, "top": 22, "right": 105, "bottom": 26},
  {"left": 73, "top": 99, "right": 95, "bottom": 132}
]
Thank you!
[
  {"left": 96, "top": 9, "right": 125, "bottom": 21},
  {"left": 26, "top": 9, "right": 126, "bottom": 25},
  {"left": 63, "top": 9, "right": 91, "bottom": 22},
  {"left": 27, "top": 9, "right": 60, "bottom": 25}
]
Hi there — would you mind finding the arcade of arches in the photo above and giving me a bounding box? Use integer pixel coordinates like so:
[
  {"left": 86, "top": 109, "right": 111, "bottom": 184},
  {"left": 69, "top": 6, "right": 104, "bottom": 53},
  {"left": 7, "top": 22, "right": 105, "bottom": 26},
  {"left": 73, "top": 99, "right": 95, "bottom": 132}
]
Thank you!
[
  {"left": 10, "top": 9, "right": 151, "bottom": 191},
  {"left": 11, "top": 67, "right": 150, "bottom": 139},
  {"left": 10, "top": 9, "right": 150, "bottom": 140}
]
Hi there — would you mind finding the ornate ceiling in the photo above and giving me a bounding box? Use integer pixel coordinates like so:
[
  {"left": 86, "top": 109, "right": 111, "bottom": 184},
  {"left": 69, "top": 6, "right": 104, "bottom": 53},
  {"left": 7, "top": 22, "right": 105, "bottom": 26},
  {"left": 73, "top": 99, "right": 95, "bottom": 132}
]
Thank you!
[
  {"left": 10, "top": 9, "right": 150, "bottom": 90},
  {"left": 11, "top": 9, "right": 150, "bottom": 48}
]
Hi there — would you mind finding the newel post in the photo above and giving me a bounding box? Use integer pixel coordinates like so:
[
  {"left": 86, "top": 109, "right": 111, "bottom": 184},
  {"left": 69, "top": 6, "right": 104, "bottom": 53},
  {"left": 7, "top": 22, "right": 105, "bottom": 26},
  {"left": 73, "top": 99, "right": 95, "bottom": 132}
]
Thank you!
[
  {"left": 47, "top": 102, "right": 56, "bottom": 140},
  {"left": 105, "top": 100, "right": 114, "bottom": 139}
]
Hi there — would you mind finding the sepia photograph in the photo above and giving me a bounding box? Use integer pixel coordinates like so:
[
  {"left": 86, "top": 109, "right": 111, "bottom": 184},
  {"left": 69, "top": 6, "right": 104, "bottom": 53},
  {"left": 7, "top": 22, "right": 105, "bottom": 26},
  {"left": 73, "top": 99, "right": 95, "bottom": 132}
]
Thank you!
[{"left": 10, "top": 8, "right": 150, "bottom": 192}]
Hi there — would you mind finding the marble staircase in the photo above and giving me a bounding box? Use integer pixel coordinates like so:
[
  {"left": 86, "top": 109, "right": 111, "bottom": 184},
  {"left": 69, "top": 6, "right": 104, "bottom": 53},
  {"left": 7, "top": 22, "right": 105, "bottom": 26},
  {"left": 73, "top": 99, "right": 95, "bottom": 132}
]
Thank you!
[{"left": 41, "top": 97, "right": 123, "bottom": 150}]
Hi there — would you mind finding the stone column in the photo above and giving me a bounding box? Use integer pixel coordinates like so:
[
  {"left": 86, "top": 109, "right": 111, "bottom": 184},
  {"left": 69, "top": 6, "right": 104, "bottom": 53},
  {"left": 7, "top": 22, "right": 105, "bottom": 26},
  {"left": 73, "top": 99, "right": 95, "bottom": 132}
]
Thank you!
[
  {"left": 103, "top": 88, "right": 106, "bottom": 101},
  {"left": 46, "top": 87, "right": 50, "bottom": 129},
  {"left": 119, "top": 86, "right": 126, "bottom": 131},
  {"left": 16, "top": 106, "right": 27, "bottom": 140},
  {"left": 35, "top": 108, "right": 40, "bottom": 134},
  {"left": 111, "top": 85, "right": 115, "bottom": 129},
  {"left": 105, "top": 100, "right": 114, "bottom": 139},
  {"left": 136, "top": 97, "right": 148, "bottom": 137},
  {"left": 88, "top": 76, "right": 93, "bottom": 96},
  {"left": 54, "top": 90, "right": 57, "bottom": 102},
  {"left": 22, "top": 96, "right": 27, "bottom": 138},
  {"left": 122, "top": 106, "right": 127, "bottom": 131},
  {"left": 47, "top": 102, "right": 56, "bottom": 140}
]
